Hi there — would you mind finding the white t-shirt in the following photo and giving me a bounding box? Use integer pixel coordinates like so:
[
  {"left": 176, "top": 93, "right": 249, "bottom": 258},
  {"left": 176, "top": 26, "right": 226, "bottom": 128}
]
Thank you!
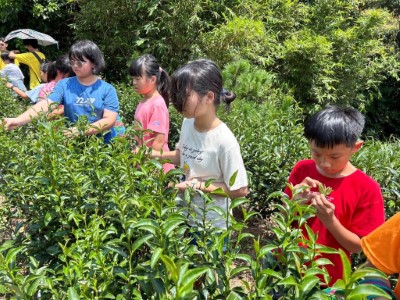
[
  {"left": 176, "top": 118, "right": 248, "bottom": 229},
  {"left": 0, "top": 63, "right": 24, "bottom": 81}
]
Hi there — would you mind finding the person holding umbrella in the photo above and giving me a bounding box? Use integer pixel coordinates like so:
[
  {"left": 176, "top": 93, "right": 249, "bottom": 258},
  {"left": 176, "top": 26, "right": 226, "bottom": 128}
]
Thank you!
[{"left": 8, "top": 39, "right": 45, "bottom": 89}]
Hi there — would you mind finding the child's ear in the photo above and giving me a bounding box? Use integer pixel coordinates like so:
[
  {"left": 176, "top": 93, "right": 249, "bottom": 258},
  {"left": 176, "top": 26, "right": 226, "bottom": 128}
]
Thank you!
[
  {"left": 352, "top": 140, "right": 364, "bottom": 153},
  {"left": 205, "top": 91, "right": 214, "bottom": 103}
]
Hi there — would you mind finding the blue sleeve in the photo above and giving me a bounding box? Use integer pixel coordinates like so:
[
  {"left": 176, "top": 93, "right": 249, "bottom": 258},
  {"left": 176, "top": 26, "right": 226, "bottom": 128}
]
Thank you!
[
  {"left": 103, "top": 84, "right": 119, "bottom": 112},
  {"left": 47, "top": 80, "right": 65, "bottom": 104}
]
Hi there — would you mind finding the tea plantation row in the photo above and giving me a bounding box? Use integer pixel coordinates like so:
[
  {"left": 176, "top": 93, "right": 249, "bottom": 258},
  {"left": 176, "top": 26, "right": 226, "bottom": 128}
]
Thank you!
[{"left": 0, "top": 82, "right": 398, "bottom": 298}]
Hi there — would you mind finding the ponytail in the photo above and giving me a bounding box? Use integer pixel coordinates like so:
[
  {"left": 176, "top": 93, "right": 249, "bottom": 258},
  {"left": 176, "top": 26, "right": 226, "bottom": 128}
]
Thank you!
[
  {"left": 157, "top": 68, "right": 170, "bottom": 107},
  {"left": 221, "top": 88, "right": 236, "bottom": 112},
  {"left": 46, "top": 61, "right": 57, "bottom": 82}
]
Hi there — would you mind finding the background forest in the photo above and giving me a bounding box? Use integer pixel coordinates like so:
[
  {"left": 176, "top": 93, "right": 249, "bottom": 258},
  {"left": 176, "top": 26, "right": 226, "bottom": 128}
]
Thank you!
[{"left": 0, "top": 0, "right": 400, "bottom": 298}]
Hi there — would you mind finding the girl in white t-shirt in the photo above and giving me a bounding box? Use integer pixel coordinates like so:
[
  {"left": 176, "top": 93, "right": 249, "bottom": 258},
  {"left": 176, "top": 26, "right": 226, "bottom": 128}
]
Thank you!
[{"left": 151, "top": 59, "right": 248, "bottom": 229}]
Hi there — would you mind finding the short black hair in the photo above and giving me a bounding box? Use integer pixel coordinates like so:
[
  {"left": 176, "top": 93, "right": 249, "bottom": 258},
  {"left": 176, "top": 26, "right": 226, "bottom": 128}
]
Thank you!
[
  {"left": 304, "top": 105, "right": 365, "bottom": 148},
  {"left": 69, "top": 40, "right": 105, "bottom": 75},
  {"left": 23, "top": 39, "right": 39, "bottom": 48},
  {"left": 1, "top": 51, "right": 11, "bottom": 61}
]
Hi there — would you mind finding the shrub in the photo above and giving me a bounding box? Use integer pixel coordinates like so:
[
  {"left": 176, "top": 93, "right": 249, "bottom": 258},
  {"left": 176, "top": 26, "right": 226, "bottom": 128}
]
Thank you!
[
  {"left": 0, "top": 85, "right": 396, "bottom": 298},
  {"left": 222, "top": 60, "right": 277, "bottom": 104},
  {"left": 200, "top": 0, "right": 399, "bottom": 114},
  {"left": 353, "top": 137, "right": 400, "bottom": 218},
  {"left": 220, "top": 92, "right": 308, "bottom": 216},
  {"left": 200, "top": 17, "right": 275, "bottom": 67},
  {"left": 0, "top": 81, "right": 29, "bottom": 118}
]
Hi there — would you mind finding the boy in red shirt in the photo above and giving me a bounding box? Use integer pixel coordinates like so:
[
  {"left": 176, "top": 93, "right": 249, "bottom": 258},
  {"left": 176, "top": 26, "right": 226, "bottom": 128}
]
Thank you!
[{"left": 284, "top": 106, "right": 385, "bottom": 286}]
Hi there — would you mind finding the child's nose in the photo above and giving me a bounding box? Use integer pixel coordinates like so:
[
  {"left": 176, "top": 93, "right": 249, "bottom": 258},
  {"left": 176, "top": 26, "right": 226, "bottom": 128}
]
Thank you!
[{"left": 319, "top": 157, "right": 331, "bottom": 167}]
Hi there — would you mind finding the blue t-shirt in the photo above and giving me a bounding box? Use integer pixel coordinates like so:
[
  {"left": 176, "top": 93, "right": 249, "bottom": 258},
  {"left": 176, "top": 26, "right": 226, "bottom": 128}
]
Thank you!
[{"left": 48, "top": 76, "right": 119, "bottom": 143}]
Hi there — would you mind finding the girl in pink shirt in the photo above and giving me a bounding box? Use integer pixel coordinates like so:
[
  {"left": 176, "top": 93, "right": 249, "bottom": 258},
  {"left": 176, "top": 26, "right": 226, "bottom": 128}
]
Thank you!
[
  {"left": 130, "top": 54, "right": 174, "bottom": 172},
  {"left": 38, "top": 55, "right": 74, "bottom": 101}
]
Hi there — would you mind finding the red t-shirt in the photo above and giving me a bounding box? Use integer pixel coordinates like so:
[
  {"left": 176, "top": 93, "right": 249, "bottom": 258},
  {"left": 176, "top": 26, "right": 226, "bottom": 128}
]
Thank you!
[{"left": 284, "top": 159, "right": 385, "bottom": 285}]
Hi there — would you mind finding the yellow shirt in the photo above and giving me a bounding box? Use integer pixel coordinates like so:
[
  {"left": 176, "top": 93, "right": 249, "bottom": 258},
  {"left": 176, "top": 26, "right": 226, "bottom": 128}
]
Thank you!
[
  {"left": 0, "top": 52, "right": 5, "bottom": 70},
  {"left": 15, "top": 51, "right": 45, "bottom": 89}
]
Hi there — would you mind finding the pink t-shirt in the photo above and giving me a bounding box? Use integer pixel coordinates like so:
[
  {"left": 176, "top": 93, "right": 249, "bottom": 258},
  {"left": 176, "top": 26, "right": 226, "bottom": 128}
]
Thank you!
[
  {"left": 284, "top": 159, "right": 385, "bottom": 286},
  {"left": 134, "top": 95, "right": 174, "bottom": 172},
  {"left": 38, "top": 80, "right": 57, "bottom": 99}
]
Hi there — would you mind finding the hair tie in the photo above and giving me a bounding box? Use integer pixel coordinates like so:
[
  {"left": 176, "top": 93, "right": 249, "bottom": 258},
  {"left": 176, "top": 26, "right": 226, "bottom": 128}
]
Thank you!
[{"left": 221, "top": 88, "right": 227, "bottom": 97}]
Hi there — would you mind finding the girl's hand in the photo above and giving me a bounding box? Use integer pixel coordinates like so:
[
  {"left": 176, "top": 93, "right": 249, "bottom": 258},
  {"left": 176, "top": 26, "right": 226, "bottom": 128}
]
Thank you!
[
  {"left": 132, "top": 146, "right": 139, "bottom": 155},
  {"left": 63, "top": 127, "right": 80, "bottom": 138},
  {"left": 3, "top": 118, "right": 21, "bottom": 131},
  {"left": 175, "top": 181, "right": 191, "bottom": 193},
  {"left": 5, "top": 82, "right": 13, "bottom": 89},
  {"left": 175, "top": 178, "right": 203, "bottom": 193}
]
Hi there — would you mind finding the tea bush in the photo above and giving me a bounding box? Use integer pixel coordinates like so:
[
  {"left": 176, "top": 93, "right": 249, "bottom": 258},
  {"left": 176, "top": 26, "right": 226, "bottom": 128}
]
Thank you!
[
  {"left": 0, "top": 88, "right": 397, "bottom": 298},
  {"left": 0, "top": 117, "right": 233, "bottom": 298},
  {"left": 116, "top": 79, "right": 400, "bottom": 219},
  {"left": 0, "top": 82, "right": 29, "bottom": 118},
  {"left": 353, "top": 137, "right": 400, "bottom": 219},
  {"left": 221, "top": 94, "right": 309, "bottom": 215}
]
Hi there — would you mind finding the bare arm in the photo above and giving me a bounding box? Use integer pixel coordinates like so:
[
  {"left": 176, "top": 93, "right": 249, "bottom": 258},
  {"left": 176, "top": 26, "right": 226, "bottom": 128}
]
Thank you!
[
  {"left": 149, "top": 132, "right": 165, "bottom": 151},
  {"left": 8, "top": 51, "right": 17, "bottom": 59},
  {"left": 177, "top": 179, "right": 248, "bottom": 199},
  {"left": 4, "top": 100, "right": 53, "bottom": 130},
  {"left": 5, "top": 82, "right": 29, "bottom": 99},
  {"left": 86, "top": 109, "right": 117, "bottom": 135},
  {"left": 324, "top": 215, "right": 362, "bottom": 253},
  {"left": 149, "top": 148, "right": 180, "bottom": 166}
]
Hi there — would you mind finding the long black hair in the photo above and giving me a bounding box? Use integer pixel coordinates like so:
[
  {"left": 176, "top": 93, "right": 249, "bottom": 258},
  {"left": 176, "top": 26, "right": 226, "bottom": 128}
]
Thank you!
[{"left": 129, "top": 54, "right": 170, "bottom": 106}]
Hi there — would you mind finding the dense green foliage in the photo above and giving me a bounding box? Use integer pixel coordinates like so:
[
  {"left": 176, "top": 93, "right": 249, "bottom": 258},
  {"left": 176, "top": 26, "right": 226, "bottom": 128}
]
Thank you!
[
  {"left": 73, "top": 0, "right": 236, "bottom": 79},
  {"left": 1, "top": 0, "right": 400, "bottom": 297},
  {"left": 0, "top": 82, "right": 399, "bottom": 297},
  {"left": 203, "top": 1, "right": 399, "bottom": 111},
  {"left": 0, "top": 114, "right": 389, "bottom": 297}
]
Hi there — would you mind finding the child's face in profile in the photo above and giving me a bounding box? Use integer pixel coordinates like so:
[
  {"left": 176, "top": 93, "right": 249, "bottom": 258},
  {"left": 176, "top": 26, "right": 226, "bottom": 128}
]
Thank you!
[
  {"left": 131, "top": 74, "right": 156, "bottom": 96},
  {"left": 310, "top": 141, "right": 362, "bottom": 178},
  {"left": 40, "top": 71, "right": 47, "bottom": 83}
]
